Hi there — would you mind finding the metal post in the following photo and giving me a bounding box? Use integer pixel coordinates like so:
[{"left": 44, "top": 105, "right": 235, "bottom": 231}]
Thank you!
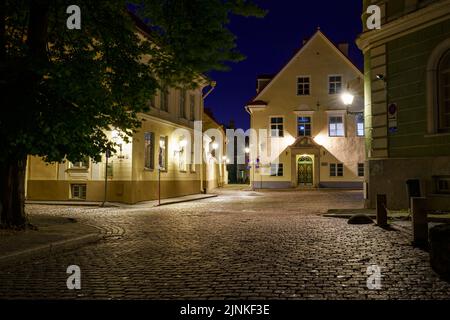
[
  {"left": 101, "top": 150, "right": 110, "bottom": 207},
  {"left": 376, "top": 194, "right": 388, "bottom": 227},
  {"left": 158, "top": 168, "right": 161, "bottom": 206},
  {"left": 411, "top": 197, "right": 428, "bottom": 247}
]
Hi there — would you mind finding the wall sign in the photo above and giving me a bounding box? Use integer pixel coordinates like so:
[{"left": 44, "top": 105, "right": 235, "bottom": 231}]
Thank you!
[{"left": 388, "top": 103, "right": 398, "bottom": 133}]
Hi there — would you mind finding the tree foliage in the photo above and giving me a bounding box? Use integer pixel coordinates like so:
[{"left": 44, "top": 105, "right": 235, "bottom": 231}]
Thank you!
[
  {"left": 0, "top": 0, "right": 265, "bottom": 226},
  {"left": 0, "top": 0, "right": 265, "bottom": 164}
]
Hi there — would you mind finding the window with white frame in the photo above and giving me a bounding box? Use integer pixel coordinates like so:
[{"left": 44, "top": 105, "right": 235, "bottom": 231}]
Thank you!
[
  {"left": 297, "top": 76, "right": 310, "bottom": 96},
  {"left": 270, "top": 163, "right": 284, "bottom": 177},
  {"left": 356, "top": 113, "right": 365, "bottom": 136},
  {"left": 330, "top": 163, "right": 344, "bottom": 177},
  {"left": 144, "top": 132, "right": 155, "bottom": 170},
  {"left": 71, "top": 184, "right": 87, "bottom": 200},
  {"left": 298, "top": 116, "right": 312, "bottom": 137},
  {"left": 329, "top": 75, "right": 343, "bottom": 94},
  {"left": 270, "top": 117, "right": 284, "bottom": 137},
  {"left": 158, "top": 136, "right": 168, "bottom": 171},
  {"left": 358, "top": 163, "right": 364, "bottom": 177},
  {"left": 329, "top": 115, "right": 345, "bottom": 137}
]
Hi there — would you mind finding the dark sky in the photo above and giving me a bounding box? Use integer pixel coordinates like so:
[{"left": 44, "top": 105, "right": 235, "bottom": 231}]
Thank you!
[{"left": 206, "top": 0, "right": 364, "bottom": 130}]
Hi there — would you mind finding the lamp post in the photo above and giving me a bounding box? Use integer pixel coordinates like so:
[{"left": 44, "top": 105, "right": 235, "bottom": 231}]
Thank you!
[{"left": 101, "top": 148, "right": 111, "bottom": 207}]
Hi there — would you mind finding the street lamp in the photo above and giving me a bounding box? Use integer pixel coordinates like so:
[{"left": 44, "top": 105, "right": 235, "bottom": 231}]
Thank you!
[{"left": 341, "top": 92, "right": 355, "bottom": 106}]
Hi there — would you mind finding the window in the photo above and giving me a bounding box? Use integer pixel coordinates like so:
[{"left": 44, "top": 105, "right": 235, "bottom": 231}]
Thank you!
[
  {"left": 330, "top": 163, "right": 344, "bottom": 177},
  {"left": 70, "top": 157, "right": 89, "bottom": 169},
  {"left": 71, "top": 184, "right": 87, "bottom": 200},
  {"left": 356, "top": 113, "right": 365, "bottom": 136},
  {"left": 144, "top": 132, "right": 155, "bottom": 170},
  {"left": 329, "top": 75, "right": 343, "bottom": 94},
  {"left": 190, "top": 94, "right": 196, "bottom": 121},
  {"left": 179, "top": 89, "right": 187, "bottom": 119},
  {"left": 438, "top": 50, "right": 450, "bottom": 132},
  {"left": 297, "top": 77, "right": 310, "bottom": 95},
  {"left": 160, "top": 86, "right": 169, "bottom": 112},
  {"left": 158, "top": 136, "right": 168, "bottom": 171},
  {"left": 436, "top": 176, "right": 450, "bottom": 194},
  {"left": 358, "top": 163, "right": 364, "bottom": 177},
  {"left": 270, "top": 163, "right": 283, "bottom": 177},
  {"left": 270, "top": 117, "right": 284, "bottom": 137},
  {"left": 329, "top": 115, "right": 345, "bottom": 137},
  {"left": 190, "top": 141, "right": 196, "bottom": 172},
  {"left": 298, "top": 117, "right": 312, "bottom": 137}
]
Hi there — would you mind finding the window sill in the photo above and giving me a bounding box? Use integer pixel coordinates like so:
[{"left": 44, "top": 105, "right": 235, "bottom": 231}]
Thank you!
[
  {"left": 144, "top": 168, "right": 155, "bottom": 172},
  {"left": 67, "top": 168, "right": 89, "bottom": 172}
]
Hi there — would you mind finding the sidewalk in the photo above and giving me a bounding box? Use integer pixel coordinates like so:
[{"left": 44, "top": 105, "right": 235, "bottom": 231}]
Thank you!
[
  {"left": 26, "top": 193, "right": 218, "bottom": 208},
  {"left": 0, "top": 214, "right": 101, "bottom": 266}
]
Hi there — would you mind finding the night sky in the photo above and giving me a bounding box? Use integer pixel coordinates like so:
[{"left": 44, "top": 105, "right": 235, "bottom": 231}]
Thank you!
[{"left": 206, "top": 0, "right": 364, "bottom": 130}]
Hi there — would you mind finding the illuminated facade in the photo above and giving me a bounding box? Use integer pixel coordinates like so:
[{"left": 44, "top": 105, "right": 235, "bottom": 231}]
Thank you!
[
  {"left": 246, "top": 30, "right": 365, "bottom": 189},
  {"left": 26, "top": 84, "right": 207, "bottom": 204}
]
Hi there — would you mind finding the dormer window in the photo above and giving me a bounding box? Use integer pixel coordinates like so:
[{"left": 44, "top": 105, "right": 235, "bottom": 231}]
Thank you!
[
  {"left": 297, "top": 76, "right": 310, "bottom": 96},
  {"left": 329, "top": 75, "right": 343, "bottom": 94}
]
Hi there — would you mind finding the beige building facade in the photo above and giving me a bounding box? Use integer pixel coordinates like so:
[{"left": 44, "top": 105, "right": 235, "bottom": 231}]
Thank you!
[
  {"left": 26, "top": 84, "right": 211, "bottom": 204},
  {"left": 246, "top": 30, "right": 366, "bottom": 189}
]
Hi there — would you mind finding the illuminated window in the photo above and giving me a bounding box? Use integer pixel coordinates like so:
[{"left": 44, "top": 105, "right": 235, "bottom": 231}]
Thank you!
[
  {"left": 329, "top": 116, "right": 345, "bottom": 137},
  {"left": 144, "top": 132, "right": 155, "bottom": 170},
  {"left": 270, "top": 117, "right": 284, "bottom": 137},
  {"left": 298, "top": 117, "right": 312, "bottom": 137},
  {"left": 297, "top": 77, "right": 310, "bottom": 96},
  {"left": 356, "top": 113, "right": 365, "bottom": 136},
  {"left": 329, "top": 75, "right": 343, "bottom": 94},
  {"left": 158, "top": 136, "right": 168, "bottom": 171},
  {"left": 270, "top": 163, "right": 284, "bottom": 177},
  {"left": 330, "top": 163, "right": 343, "bottom": 177},
  {"left": 71, "top": 184, "right": 87, "bottom": 200}
]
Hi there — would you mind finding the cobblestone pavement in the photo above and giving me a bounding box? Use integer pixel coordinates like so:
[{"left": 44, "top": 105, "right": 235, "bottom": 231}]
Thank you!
[{"left": 1, "top": 189, "right": 449, "bottom": 300}]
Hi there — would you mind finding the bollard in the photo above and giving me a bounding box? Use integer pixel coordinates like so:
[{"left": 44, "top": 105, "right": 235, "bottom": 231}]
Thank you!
[
  {"left": 411, "top": 197, "right": 428, "bottom": 247},
  {"left": 376, "top": 194, "right": 388, "bottom": 227}
]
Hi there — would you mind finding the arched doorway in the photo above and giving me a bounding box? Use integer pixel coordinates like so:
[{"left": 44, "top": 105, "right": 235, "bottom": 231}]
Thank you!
[{"left": 298, "top": 156, "right": 313, "bottom": 186}]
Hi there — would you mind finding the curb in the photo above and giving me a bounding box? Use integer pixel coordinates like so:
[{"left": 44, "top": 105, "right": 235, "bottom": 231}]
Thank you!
[
  {"left": 0, "top": 232, "right": 102, "bottom": 266},
  {"left": 157, "top": 194, "right": 218, "bottom": 207}
]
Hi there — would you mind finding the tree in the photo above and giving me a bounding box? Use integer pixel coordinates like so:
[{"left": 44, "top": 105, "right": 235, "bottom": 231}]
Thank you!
[{"left": 0, "top": 0, "right": 265, "bottom": 227}]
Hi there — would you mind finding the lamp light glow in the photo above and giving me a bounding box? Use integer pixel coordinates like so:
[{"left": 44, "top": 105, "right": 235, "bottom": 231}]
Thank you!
[{"left": 341, "top": 92, "right": 355, "bottom": 106}]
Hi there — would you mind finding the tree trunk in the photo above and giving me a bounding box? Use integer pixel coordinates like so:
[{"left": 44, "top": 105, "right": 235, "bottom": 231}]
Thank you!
[{"left": 0, "top": 157, "right": 28, "bottom": 227}]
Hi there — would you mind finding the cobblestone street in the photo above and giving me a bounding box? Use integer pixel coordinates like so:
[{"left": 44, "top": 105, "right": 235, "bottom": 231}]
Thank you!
[{"left": 1, "top": 189, "right": 449, "bottom": 300}]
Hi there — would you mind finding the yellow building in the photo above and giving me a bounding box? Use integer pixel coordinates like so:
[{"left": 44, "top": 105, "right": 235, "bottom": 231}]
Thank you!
[
  {"left": 202, "top": 109, "right": 228, "bottom": 192},
  {"left": 26, "top": 82, "right": 209, "bottom": 204},
  {"left": 245, "top": 30, "right": 366, "bottom": 189}
]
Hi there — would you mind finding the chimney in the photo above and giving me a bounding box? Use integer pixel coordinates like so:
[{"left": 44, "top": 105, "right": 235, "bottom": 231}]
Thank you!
[
  {"left": 338, "top": 43, "right": 349, "bottom": 57},
  {"left": 256, "top": 75, "right": 273, "bottom": 93}
]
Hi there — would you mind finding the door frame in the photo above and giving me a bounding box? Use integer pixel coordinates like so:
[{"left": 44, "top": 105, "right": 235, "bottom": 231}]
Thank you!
[{"left": 297, "top": 156, "right": 314, "bottom": 186}]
